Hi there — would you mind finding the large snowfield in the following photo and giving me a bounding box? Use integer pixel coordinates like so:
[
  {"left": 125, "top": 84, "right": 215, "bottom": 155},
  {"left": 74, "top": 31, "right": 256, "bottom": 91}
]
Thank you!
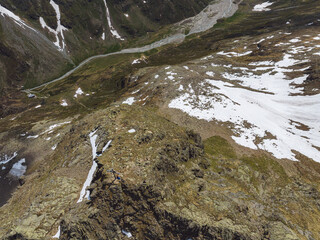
[{"left": 169, "top": 34, "right": 320, "bottom": 162}]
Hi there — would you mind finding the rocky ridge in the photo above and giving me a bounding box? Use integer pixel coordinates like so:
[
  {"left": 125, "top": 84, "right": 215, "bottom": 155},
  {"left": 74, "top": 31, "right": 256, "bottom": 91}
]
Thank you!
[{"left": 1, "top": 105, "right": 320, "bottom": 239}]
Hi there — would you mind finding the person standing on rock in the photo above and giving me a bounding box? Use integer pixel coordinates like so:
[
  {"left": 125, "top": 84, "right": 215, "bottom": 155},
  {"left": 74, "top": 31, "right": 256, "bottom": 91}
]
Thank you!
[{"left": 107, "top": 169, "right": 121, "bottom": 181}]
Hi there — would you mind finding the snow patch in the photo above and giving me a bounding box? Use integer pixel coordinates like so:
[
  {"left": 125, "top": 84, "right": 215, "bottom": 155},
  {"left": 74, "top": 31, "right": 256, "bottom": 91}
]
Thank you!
[
  {"left": 74, "top": 87, "right": 84, "bottom": 98},
  {"left": 122, "top": 230, "right": 132, "bottom": 238},
  {"left": 253, "top": 1, "right": 273, "bottom": 12},
  {"left": 178, "top": 85, "right": 184, "bottom": 91},
  {"left": 27, "top": 135, "right": 39, "bottom": 139},
  {"left": 128, "top": 129, "right": 136, "bottom": 133},
  {"left": 249, "top": 61, "right": 275, "bottom": 66},
  {"left": 42, "top": 121, "right": 71, "bottom": 135},
  {"left": 102, "top": 140, "right": 112, "bottom": 153},
  {"left": 217, "top": 51, "right": 252, "bottom": 57},
  {"left": 0, "top": 152, "right": 17, "bottom": 165},
  {"left": 123, "top": 97, "right": 135, "bottom": 105},
  {"left": 0, "top": 4, "right": 37, "bottom": 31},
  {"left": 131, "top": 89, "right": 141, "bottom": 94},
  {"left": 39, "top": 1, "right": 67, "bottom": 51},
  {"left": 132, "top": 59, "right": 141, "bottom": 64},
  {"left": 103, "top": 0, "right": 124, "bottom": 40},
  {"left": 52, "top": 226, "right": 60, "bottom": 239},
  {"left": 77, "top": 130, "right": 98, "bottom": 203},
  {"left": 168, "top": 52, "right": 320, "bottom": 162},
  {"left": 9, "top": 158, "right": 27, "bottom": 177},
  {"left": 206, "top": 71, "right": 215, "bottom": 77},
  {"left": 289, "top": 38, "right": 301, "bottom": 43},
  {"left": 60, "top": 99, "right": 68, "bottom": 106}
]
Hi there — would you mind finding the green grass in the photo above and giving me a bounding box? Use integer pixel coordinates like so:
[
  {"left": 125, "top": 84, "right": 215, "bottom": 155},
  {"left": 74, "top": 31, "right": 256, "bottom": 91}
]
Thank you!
[
  {"left": 203, "top": 136, "right": 289, "bottom": 189},
  {"left": 240, "top": 155, "right": 289, "bottom": 185},
  {"left": 204, "top": 136, "right": 237, "bottom": 159},
  {"left": 213, "top": 12, "right": 247, "bottom": 29}
]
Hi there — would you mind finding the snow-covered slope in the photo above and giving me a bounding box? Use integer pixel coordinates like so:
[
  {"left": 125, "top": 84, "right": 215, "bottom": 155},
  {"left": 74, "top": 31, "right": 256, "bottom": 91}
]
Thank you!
[{"left": 124, "top": 28, "right": 320, "bottom": 163}]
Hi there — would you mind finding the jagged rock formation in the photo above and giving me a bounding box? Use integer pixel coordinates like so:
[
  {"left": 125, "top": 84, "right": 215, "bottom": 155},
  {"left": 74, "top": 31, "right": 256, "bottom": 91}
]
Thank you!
[{"left": 1, "top": 105, "right": 320, "bottom": 239}]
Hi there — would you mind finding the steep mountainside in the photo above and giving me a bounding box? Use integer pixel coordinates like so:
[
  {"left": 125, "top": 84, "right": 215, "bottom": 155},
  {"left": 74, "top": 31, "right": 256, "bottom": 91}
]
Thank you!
[
  {"left": 0, "top": 0, "right": 320, "bottom": 239},
  {"left": 0, "top": 0, "right": 211, "bottom": 118},
  {"left": 0, "top": 0, "right": 211, "bottom": 89}
]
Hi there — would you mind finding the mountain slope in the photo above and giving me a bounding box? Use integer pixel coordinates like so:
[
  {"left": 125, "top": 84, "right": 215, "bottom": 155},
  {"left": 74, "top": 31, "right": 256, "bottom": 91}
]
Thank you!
[
  {"left": 0, "top": 0, "right": 320, "bottom": 239},
  {"left": 0, "top": 0, "right": 212, "bottom": 91}
]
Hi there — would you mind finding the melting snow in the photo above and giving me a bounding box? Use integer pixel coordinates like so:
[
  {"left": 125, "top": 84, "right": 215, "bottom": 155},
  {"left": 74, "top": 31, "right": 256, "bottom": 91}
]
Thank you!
[
  {"left": 122, "top": 230, "right": 132, "bottom": 238},
  {"left": 60, "top": 99, "right": 68, "bottom": 106},
  {"left": 9, "top": 158, "right": 27, "bottom": 177},
  {"left": 39, "top": 0, "right": 67, "bottom": 51},
  {"left": 222, "top": 54, "right": 308, "bottom": 95},
  {"left": 74, "top": 87, "right": 84, "bottom": 98},
  {"left": 0, "top": 4, "right": 36, "bottom": 31},
  {"left": 97, "top": 140, "right": 112, "bottom": 157},
  {"left": 256, "top": 38, "right": 265, "bottom": 44},
  {"left": 249, "top": 61, "right": 275, "bottom": 66},
  {"left": 0, "top": 152, "right": 17, "bottom": 165},
  {"left": 166, "top": 71, "right": 177, "bottom": 80},
  {"left": 103, "top": 0, "right": 124, "bottom": 40},
  {"left": 167, "top": 71, "right": 177, "bottom": 76},
  {"left": 217, "top": 51, "right": 252, "bottom": 57},
  {"left": 89, "top": 131, "right": 98, "bottom": 160},
  {"left": 27, "top": 135, "right": 39, "bottom": 139},
  {"left": 289, "top": 38, "right": 301, "bottom": 43},
  {"left": 123, "top": 97, "right": 135, "bottom": 105},
  {"left": 77, "top": 130, "right": 98, "bottom": 203},
  {"left": 169, "top": 52, "right": 320, "bottom": 162},
  {"left": 102, "top": 140, "right": 112, "bottom": 153},
  {"left": 206, "top": 71, "right": 215, "bottom": 77},
  {"left": 253, "top": 1, "right": 273, "bottom": 12},
  {"left": 42, "top": 121, "right": 71, "bottom": 135},
  {"left": 132, "top": 59, "right": 140, "bottom": 64},
  {"left": 52, "top": 226, "right": 61, "bottom": 239},
  {"left": 131, "top": 89, "right": 140, "bottom": 94}
]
